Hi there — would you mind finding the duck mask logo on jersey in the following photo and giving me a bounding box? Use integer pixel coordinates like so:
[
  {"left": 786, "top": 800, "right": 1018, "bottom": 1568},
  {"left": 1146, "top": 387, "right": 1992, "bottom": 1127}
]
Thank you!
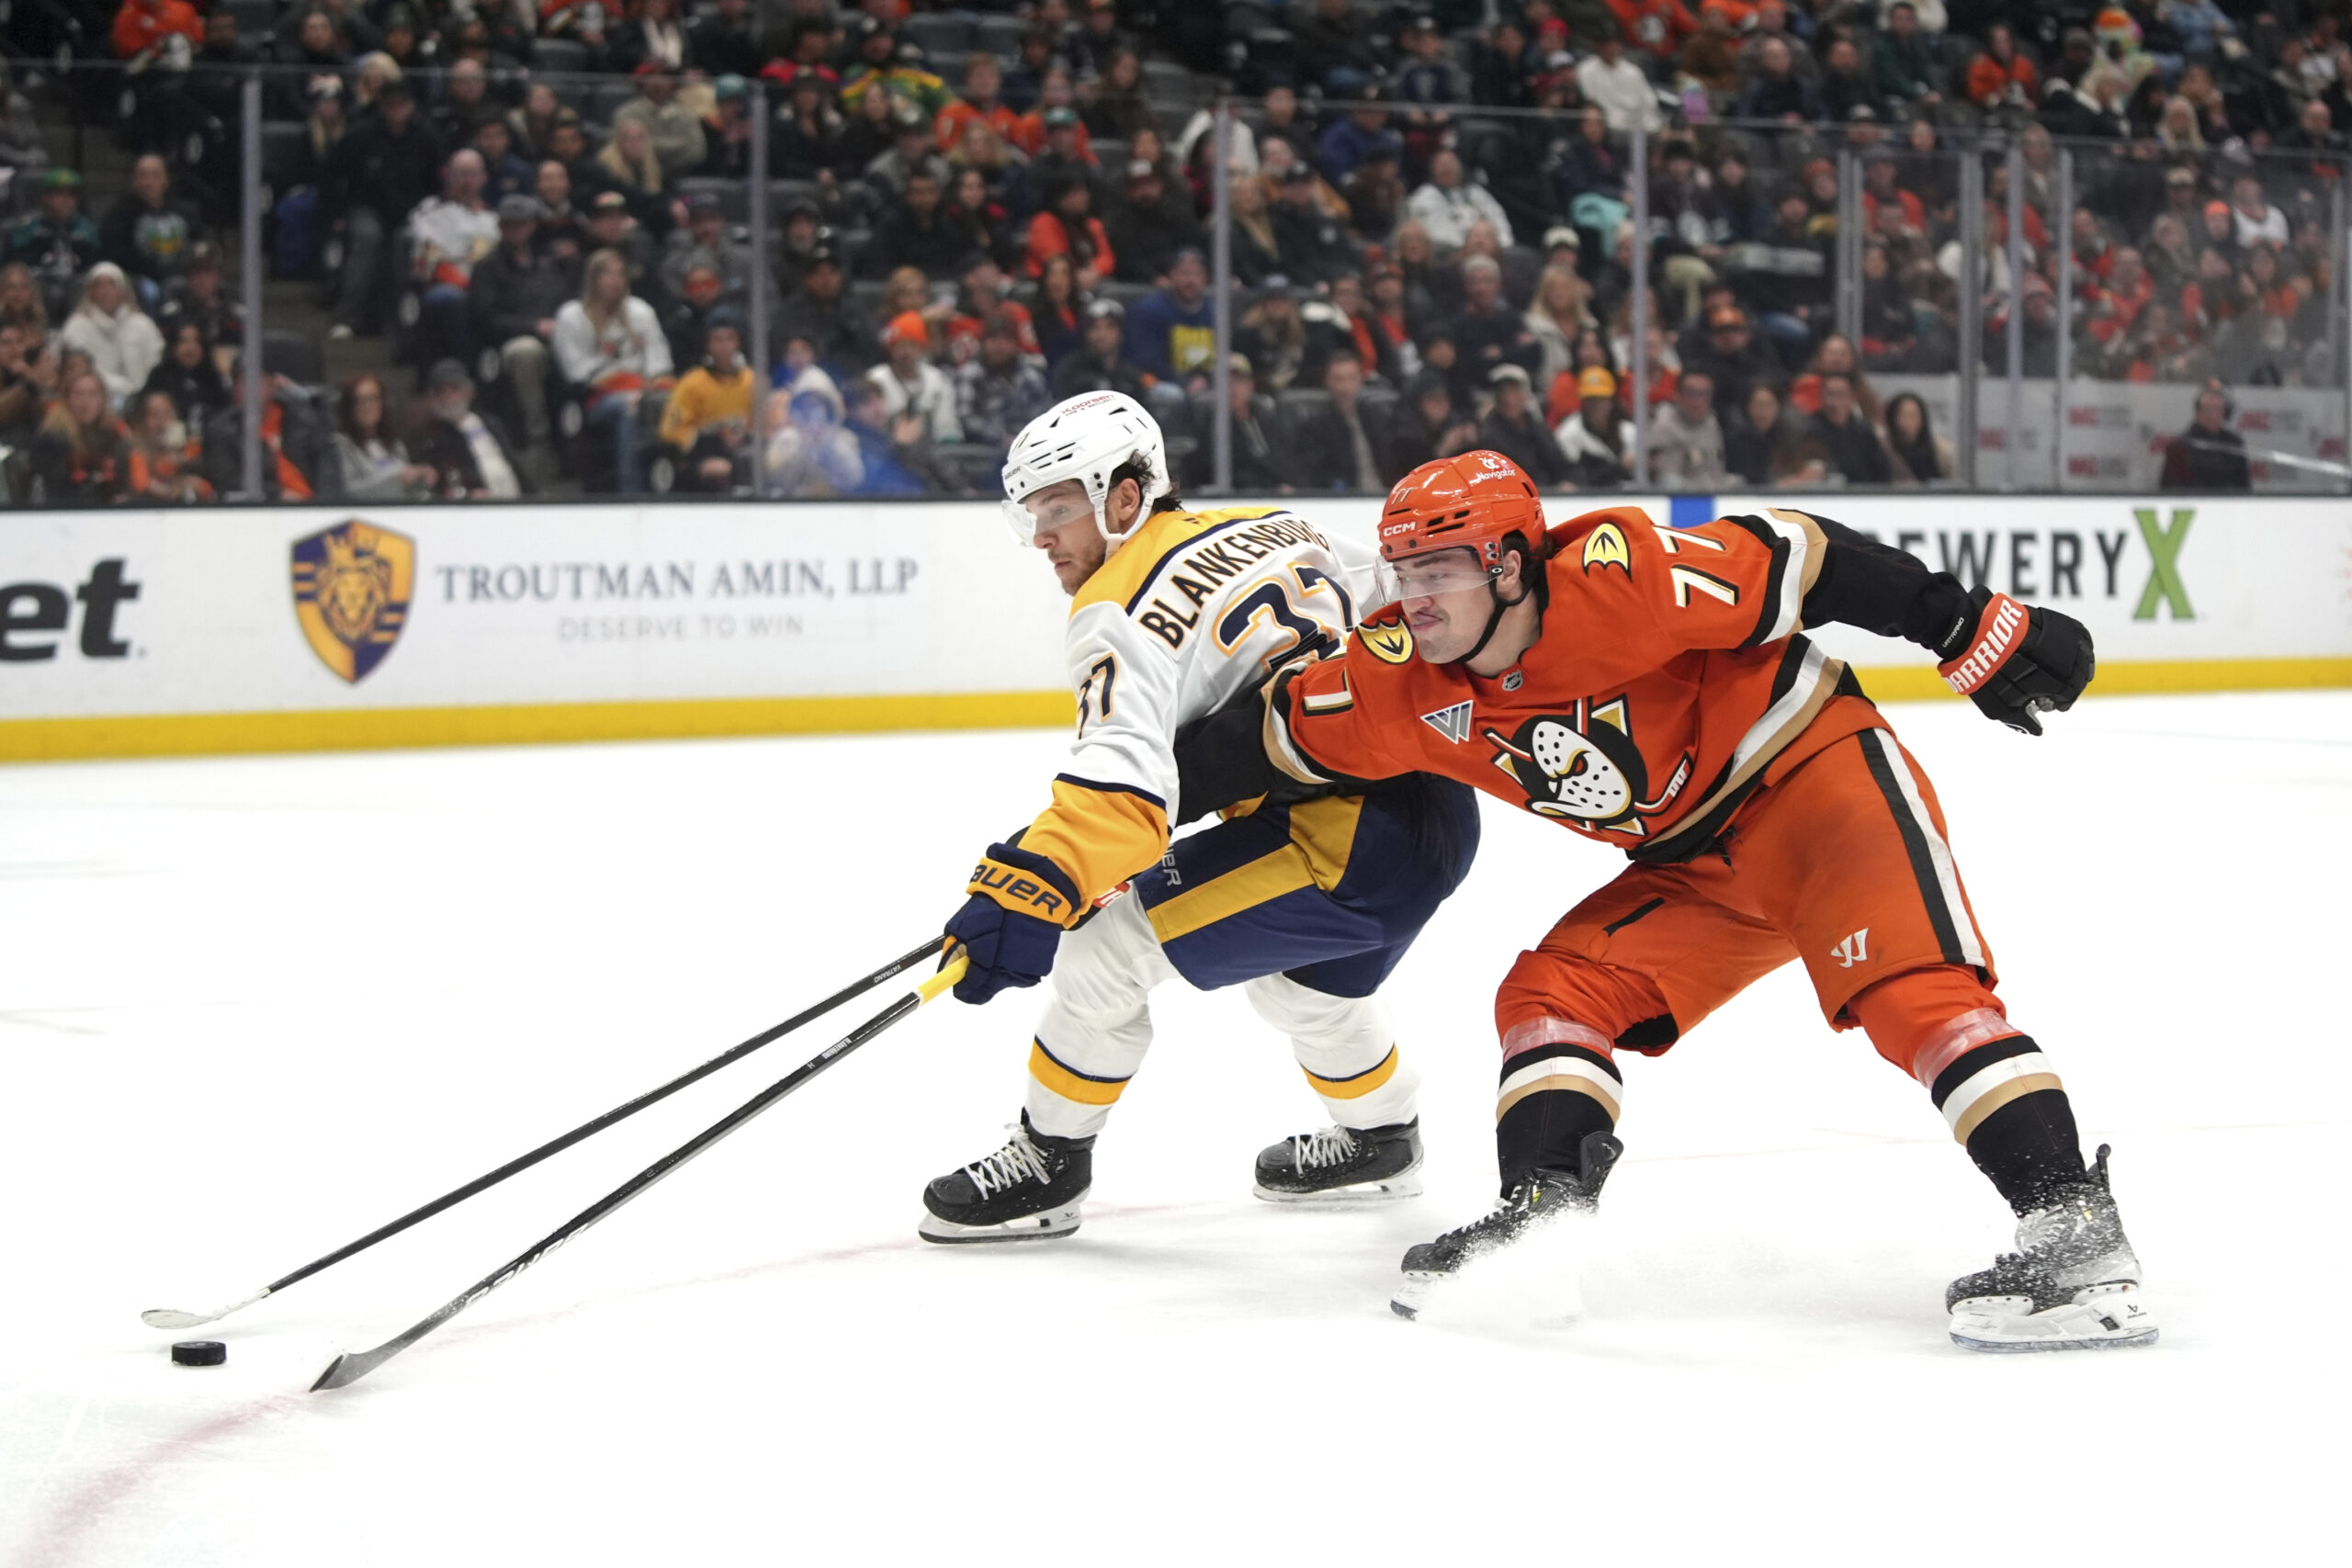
[{"left": 1483, "top": 698, "right": 1692, "bottom": 838}]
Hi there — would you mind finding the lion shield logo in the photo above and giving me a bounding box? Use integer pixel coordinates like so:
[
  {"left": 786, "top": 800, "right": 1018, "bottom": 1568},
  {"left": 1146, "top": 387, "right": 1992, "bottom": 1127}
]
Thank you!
[{"left": 291, "top": 520, "right": 414, "bottom": 683}]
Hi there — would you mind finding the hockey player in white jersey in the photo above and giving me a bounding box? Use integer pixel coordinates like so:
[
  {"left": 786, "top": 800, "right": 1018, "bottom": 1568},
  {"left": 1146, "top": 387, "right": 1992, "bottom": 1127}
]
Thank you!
[{"left": 922, "top": 391, "right": 1482, "bottom": 1242}]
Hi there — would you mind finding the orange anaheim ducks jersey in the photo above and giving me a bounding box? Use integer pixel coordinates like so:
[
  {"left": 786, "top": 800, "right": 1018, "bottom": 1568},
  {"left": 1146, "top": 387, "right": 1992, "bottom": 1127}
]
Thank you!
[{"left": 1269, "top": 505, "right": 1887, "bottom": 862}]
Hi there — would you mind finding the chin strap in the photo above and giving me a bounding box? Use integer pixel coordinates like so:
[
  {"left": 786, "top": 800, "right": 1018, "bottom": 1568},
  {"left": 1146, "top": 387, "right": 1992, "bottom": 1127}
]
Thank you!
[{"left": 1451, "top": 572, "right": 1534, "bottom": 668}]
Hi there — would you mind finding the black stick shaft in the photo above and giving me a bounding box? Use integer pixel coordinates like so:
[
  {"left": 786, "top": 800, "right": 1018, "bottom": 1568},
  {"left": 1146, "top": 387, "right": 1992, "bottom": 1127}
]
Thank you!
[
  {"left": 267, "top": 939, "right": 936, "bottom": 1295},
  {"left": 311, "top": 981, "right": 938, "bottom": 1390}
]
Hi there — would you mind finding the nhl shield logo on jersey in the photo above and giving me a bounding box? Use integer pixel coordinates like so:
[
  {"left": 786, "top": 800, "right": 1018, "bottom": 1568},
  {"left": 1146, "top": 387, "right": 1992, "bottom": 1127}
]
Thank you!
[
  {"left": 1482, "top": 698, "right": 1692, "bottom": 836},
  {"left": 291, "top": 520, "right": 414, "bottom": 683}
]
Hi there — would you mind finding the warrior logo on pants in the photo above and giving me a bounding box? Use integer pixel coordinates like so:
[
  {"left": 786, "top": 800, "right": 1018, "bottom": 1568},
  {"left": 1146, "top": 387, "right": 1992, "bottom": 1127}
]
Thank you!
[{"left": 1484, "top": 699, "right": 1692, "bottom": 837}]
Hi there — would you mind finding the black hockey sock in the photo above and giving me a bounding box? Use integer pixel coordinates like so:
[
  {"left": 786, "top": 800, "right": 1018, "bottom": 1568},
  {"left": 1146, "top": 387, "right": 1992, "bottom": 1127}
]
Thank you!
[
  {"left": 1928, "top": 1033, "right": 2087, "bottom": 1214},
  {"left": 1496, "top": 1084, "right": 1619, "bottom": 1195}
]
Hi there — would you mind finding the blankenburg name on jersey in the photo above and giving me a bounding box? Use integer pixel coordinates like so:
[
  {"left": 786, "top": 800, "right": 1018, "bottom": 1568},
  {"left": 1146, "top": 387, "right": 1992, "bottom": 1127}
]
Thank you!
[{"left": 1134, "top": 516, "right": 1337, "bottom": 650}]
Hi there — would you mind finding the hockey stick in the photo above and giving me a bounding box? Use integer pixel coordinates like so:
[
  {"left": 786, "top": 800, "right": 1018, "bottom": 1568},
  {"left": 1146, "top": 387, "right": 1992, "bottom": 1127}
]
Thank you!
[
  {"left": 2177, "top": 435, "right": 2352, "bottom": 480},
  {"left": 143, "top": 938, "right": 941, "bottom": 1332},
  {"left": 309, "top": 954, "right": 969, "bottom": 1392}
]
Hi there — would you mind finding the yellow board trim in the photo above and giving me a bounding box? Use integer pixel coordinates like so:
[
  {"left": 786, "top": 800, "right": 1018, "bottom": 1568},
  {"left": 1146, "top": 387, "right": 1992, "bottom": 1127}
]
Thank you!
[
  {"left": 1, "top": 657, "right": 2344, "bottom": 765},
  {"left": 1145, "top": 847, "right": 1316, "bottom": 946},
  {"left": 0, "top": 690, "right": 1076, "bottom": 763},
  {"left": 1849, "top": 657, "right": 2352, "bottom": 703},
  {"left": 1305, "top": 1046, "right": 1399, "bottom": 1101},
  {"left": 1027, "top": 1042, "right": 1128, "bottom": 1107}
]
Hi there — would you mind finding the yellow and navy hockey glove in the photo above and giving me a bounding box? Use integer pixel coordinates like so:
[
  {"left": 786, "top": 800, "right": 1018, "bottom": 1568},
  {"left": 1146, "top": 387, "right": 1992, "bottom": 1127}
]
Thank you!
[{"left": 943, "top": 842, "right": 1083, "bottom": 1005}]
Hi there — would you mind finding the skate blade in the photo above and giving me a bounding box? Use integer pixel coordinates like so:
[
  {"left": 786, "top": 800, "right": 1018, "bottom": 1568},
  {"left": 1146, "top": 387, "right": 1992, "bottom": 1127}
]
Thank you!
[
  {"left": 1949, "top": 1284, "right": 2159, "bottom": 1352},
  {"left": 917, "top": 1201, "right": 1085, "bottom": 1245},
  {"left": 1252, "top": 1168, "right": 1425, "bottom": 1205}
]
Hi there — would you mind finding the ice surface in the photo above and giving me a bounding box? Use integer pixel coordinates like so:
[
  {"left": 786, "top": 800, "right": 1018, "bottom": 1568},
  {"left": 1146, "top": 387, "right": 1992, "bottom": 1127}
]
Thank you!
[{"left": 1, "top": 692, "right": 2346, "bottom": 1565}]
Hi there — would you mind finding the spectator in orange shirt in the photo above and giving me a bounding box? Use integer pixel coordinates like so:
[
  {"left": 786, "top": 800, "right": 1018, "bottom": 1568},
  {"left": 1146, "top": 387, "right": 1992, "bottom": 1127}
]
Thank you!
[
  {"left": 1023, "top": 176, "right": 1114, "bottom": 288},
  {"left": 1966, "top": 23, "right": 2038, "bottom": 110},
  {"left": 1010, "top": 72, "right": 1095, "bottom": 164},
  {"left": 935, "top": 55, "right": 1021, "bottom": 153},
  {"left": 113, "top": 0, "right": 203, "bottom": 64},
  {"left": 1608, "top": 0, "right": 1700, "bottom": 62}
]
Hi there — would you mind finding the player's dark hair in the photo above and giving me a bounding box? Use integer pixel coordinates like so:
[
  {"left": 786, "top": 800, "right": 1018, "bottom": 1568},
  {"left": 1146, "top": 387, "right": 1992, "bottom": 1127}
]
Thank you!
[
  {"left": 1110, "top": 453, "right": 1182, "bottom": 517},
  {"left": 1498, "top": 528, "right": 1551, "bottom": 611}
]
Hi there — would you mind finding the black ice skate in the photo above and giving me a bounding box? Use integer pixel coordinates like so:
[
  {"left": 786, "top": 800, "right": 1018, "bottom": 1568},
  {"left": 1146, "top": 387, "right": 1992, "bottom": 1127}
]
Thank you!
[
  {"left": 918, "top": 1113, "right": 1091, "bottom": 1244},
  {"left": 1252, "top": 1120, "right": 1424, "bottom": 1202},
  {"left": 1390, "top": 1131, "right": 1623, "bottom": 1320},
  {"left": 1947, "top": 1145, "right": 2157, "bottom": 1352}
]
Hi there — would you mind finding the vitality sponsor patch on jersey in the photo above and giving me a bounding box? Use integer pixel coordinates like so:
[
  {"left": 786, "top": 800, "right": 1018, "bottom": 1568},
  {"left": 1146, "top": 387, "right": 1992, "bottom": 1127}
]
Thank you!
[
  {"left": 1420, "top": 700, "right": 1474, "bottom": 743},
  {"left": 1358, "top": 615, "right": 1414, "bottom": 664},
  {"left": 1580, "top": 522, "right": 1631, "bottom": 575}
]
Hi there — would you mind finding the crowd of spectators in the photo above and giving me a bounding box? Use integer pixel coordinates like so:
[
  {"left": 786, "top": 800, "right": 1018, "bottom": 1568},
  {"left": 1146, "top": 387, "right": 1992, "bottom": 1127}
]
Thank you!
[{"left": 0, "top": 0, "right": 2344, "bottom": 499}]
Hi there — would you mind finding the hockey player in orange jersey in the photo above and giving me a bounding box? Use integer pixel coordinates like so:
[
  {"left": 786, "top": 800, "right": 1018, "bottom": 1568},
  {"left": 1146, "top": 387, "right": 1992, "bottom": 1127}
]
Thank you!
[{"left": 1175, "top": 449, "right": 2152, "bottom": 1349}]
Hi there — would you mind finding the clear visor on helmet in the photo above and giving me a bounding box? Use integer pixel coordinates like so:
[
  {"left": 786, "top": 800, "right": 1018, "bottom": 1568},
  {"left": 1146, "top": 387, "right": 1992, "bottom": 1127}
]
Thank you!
[
  {"left": 1374, "top": 547, "right": 1499, "bottom": 604},
  {"left": 1000, "top": 482, "right": 1100, "bottom": 546}
]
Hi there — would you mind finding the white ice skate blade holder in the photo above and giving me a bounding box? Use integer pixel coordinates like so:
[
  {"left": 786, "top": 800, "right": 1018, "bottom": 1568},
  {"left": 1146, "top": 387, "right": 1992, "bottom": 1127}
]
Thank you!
[
  {"left": 918, "top": 1201, "right": 1086, "bottom": 1245},
  {"left": 1252, "top": 1170, "right": 1426, "bottom": 1205},
  {"left": 1949, "top": 1281, "right": 2159, "bottom": 1352},
  {"left": 1392, "top": 1210, "right": 1594, "bottom": 1330}
]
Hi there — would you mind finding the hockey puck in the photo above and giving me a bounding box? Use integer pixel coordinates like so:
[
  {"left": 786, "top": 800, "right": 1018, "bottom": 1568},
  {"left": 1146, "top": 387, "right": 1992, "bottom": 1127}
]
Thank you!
[{"left": 170, "top": 1340, "right": 226, "bottom": 1368}]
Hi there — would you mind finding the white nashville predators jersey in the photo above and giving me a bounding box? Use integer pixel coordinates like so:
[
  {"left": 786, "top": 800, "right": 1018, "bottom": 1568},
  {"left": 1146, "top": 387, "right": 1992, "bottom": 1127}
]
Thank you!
[{"left": 1012, "top": 504, "right": 1377, "bottom": 912}]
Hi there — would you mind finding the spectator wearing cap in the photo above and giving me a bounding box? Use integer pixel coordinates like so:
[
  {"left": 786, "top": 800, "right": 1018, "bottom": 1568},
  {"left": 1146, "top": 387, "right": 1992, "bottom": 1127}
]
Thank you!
[
  {"left": 1270, "top": 164, "right": 1356, "bottom": 288},
  {"left": 1012, "top": 77, "right": 1098, "bottom": 169},
  {"left": 1125, "top": 246, "right": 1216, "bottom": 388},
  {"left": 688, "top": 0, "right": 761, "bottom": 79},
  {"left": 1680, "top": 302, "right": 1783, "bottom": 419},
  {"left": 662, "top": 193, "right": 752, "bottom": 311},
  {"left": 1291, "top": 0, "right": 1383, "bottom": 96},
  {"left": 1577, "top": 29, "right": 1664, "bottom": 134},
  {"left": 657, "top": 306, "right": 755, "bottom": 491},
  {"left": 1051, "top": 298, "right": 1150, "bottom": 401},
  {"left": 777, "top": 243, "right": 878, "bottom": 378},
  {"left": 1317, "top": 88, "right": 1404, "bottom": 186},
  {"left": 865, "top": 98, "right": 954, "bottom": 199},
  {"left": 866, "top": 310, "right": 961, "bottom": 444},
  {"left": 7, "top": 169, "right": 103, "bottom": 320},
  {"left": 153, "top": 242, "right": 243, "bottom": 354},
  {"left": 956, "top": 314, "right": 1054, "bottom": 456},
  {"left": 577, "top": 190, "right": 665, "bottom": 302},
  {"left": 412, "top": 356, "right": 527, "bottom": 498},
  {"left": 1102, "top": 159, "right": 1204, "bottom": 285},
  {"left": 325, "top": 79, "right": 447, "bottom": 338},
  {"left": 866, "top": 166, "right": 968, "bottom": 280},
  {"left": 1025, "top": 177, "right": 1115, "bottom": 289},
  {"left": 59, "top": 264, "right": 164, "bottom": 410},
  {"left": 99, "top": 154, "right": 208, "bottom": 310},
  {"left": 2159, "top": 381, "right": 2249, "bottom": 491},
  {"left": 771, "top": 66, "right": 849, "bottom": 182},
  {"left": 1394, "top": 15, "right": 1466, "bottom": 146},
  {"left": 1405, "top": 149, "right": 1514, "bottom": 252},
  {"left": 691, "top": 74, "right": 754, "bottom": 180},
  {"left": 1476, "top": 363, "right": 1575, "bottom": 487},
  {"left": 553, "top": 248, "right": 674, "bottom": 494},
  {"left": 1554, "top": 364, "right": 1636, "bottom": 487},
  {"left": 1294, "top": 349, "right": 1392, "bottom": 493},
  {"left": 1184, "top": 353, "right": 1290, "bottom": 491},
  {"left": 1804, "top": 372, "right": 1894, "bottom": 484},
  {"left": 470, "top": 195, "right": 569, "bottom": 458},
  {"left": 1441, "top": 253, "right": 1542, "bottom": 405},
  {"left": 843, "top": 25, "right": 953, "bottom": 118},
  {"left": 936, "top": 55, "right": 1022, "bottom": 156},
  {"left": 1646, "top": 368, "right": 1726, "bottom": 487}
]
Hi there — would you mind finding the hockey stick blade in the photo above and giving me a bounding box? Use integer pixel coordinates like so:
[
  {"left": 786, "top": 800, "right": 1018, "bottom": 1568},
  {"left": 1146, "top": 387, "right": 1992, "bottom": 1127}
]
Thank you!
[
  {"left": 145, "top": 938, "right": 939, "bottom": 1333},
  {"left": 311, "top": 957, "right": 967, "bottom": 1393}
]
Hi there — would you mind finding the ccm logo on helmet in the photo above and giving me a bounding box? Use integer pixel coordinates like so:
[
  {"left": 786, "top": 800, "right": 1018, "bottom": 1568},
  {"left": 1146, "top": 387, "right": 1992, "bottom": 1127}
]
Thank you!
[{"left": 971, "top": 863, "right": 1069, "bottom": 918}]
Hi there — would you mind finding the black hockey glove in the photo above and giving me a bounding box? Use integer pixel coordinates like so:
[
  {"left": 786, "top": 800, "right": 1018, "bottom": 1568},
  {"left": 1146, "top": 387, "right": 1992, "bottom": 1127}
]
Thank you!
[
  {"left": 1933, "top": 586, "right": 2096, "bottom": 738},
  {"left": 944, "top": 842, "right": 1078, "bottom": 1005}
]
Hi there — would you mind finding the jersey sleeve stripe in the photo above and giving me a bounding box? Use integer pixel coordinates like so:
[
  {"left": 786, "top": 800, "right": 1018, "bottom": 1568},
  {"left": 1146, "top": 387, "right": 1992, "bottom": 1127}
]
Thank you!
[
  {"left": 1721, "top": 513, "right": 1798, "bottom": 648},
  {"left": 1051, "top": 773, "right": 1169, "bottom": 812}
]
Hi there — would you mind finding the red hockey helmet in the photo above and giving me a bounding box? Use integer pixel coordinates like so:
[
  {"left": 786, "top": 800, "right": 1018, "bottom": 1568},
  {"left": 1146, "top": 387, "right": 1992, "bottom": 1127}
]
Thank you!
[{"left": 1374, "top": 450, "right": 1547, "bottom": 602}]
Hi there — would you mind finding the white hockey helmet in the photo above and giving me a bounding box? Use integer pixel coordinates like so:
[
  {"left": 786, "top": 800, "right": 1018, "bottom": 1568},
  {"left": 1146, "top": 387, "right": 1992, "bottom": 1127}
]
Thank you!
[{"left": 999, "top": 390, "right": 1171, "bottom": 552}]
